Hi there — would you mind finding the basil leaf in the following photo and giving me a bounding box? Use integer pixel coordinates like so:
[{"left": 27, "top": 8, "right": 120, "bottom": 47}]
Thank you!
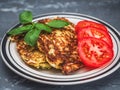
[
  {"left": 19, "top": 11, "right": 33, "bottom": 24},
  {"left": 24, "top": 29, "right": 41, "bottom": 46},
  {"left": 8, "top": 24, "right": 33, "bottom": 35},
  {"left": 47, "top": 20, "right": 69, "bottom": 28},
  {"left": 35, "top": 23, "right": 52, "bottom": 33}
]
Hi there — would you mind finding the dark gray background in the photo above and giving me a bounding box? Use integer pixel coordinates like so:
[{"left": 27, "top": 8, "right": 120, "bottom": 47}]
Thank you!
[{"left": 0, "top": 0, "right": 120, "bottom": 90}]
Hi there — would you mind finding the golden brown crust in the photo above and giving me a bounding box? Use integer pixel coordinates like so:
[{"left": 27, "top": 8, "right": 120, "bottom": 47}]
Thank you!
[
  {"left": 37, "top": 17, "right": 82, "bottom": 74},
  {"left": 17, "top": 39, "right": 51, "bottom": 69}
]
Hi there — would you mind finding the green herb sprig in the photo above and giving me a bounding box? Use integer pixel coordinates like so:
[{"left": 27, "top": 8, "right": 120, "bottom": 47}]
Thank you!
[{"left": 8, "top": 11, "right": 69, "bottom": 46}]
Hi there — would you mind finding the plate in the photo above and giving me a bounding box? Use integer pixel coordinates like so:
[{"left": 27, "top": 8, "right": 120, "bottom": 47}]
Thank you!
[{"left": 1, "top": 13, "right": 120, "bottom": 85}]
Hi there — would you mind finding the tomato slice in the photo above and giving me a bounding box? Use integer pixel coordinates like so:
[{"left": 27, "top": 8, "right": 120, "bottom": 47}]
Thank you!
[
  {"left": 77, "top": 27, "right": 113, "bottom": 47},
  {"left": 78, "top": 37, "right": 114, "bottom": 68},
  {"left": 75, "top": 20, "right": 108, "bottom": 32}
]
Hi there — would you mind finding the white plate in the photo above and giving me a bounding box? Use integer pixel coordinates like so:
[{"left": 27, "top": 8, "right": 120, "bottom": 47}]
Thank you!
[{"left": 1, "top": 12, "right": 120, "bottom": 85}]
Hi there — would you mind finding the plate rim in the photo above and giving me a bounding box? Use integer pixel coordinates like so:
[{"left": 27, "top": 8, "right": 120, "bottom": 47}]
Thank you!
[
  {"left": 5, "top": 15, "right": 120, "bottom": 80},
  {"left": 1, "top": 12, "right": 120, "bottom": 85}
]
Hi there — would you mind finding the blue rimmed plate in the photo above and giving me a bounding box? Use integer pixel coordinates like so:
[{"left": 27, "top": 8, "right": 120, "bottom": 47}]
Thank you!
[{"left": 1, "top": 13, "right": 120, "bottom": 85}]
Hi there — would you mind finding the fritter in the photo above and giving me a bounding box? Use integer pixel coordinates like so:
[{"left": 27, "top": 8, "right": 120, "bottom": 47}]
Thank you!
[
  {"left": 37, "top": 18, "right": 83, "bottom": 74},
  {"left": 16, "top": 39, "right": 51, "bottom": 69}
]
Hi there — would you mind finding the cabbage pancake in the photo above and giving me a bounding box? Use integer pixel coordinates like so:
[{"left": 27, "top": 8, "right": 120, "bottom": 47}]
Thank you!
[
  {"left": 16, "top": 39, "right": 51, "bottom": 69},
  {"left": 37, "top": 18, "right": 82, "bottom": 74}
]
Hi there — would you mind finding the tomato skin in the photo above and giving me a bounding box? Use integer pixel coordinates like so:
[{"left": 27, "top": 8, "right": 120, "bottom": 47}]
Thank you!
[
  {"left": 77, "top": 27, "right": 113, "bottom": 48},
  {"left": 78, "top": 37, "right": 114, "bottom": 68},
  {"left": 75, "top": 20, "right": 108, "bottom": 33}
]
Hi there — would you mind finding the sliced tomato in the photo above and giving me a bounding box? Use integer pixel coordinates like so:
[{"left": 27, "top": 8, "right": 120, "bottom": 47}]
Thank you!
[
  {"left": 75, "top": 20, "right": 108, "bottom": 32},
  {"left": 77, "top": 27, "right": 113, "bottom": 48},
  {"left": 78, "top": 37, "right": 114, "bottom": 68}
]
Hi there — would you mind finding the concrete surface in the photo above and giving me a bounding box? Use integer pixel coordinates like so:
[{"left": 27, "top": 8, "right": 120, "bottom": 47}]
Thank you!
[{"left": 0, "top": 0, "right": 120, "bottom": 90}]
